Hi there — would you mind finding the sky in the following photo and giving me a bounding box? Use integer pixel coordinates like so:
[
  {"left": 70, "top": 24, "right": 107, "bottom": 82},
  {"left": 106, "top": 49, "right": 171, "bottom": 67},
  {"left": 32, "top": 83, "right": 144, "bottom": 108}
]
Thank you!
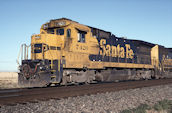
[{"left": 0, "top": 0, "right": 172, "bottom": 72}]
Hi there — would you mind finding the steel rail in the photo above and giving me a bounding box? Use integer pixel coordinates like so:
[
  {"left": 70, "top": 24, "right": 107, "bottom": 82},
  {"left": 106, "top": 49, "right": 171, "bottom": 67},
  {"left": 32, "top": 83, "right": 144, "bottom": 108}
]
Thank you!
[{"left": 0, "top": 78, "right": 172, "bottom": 106}]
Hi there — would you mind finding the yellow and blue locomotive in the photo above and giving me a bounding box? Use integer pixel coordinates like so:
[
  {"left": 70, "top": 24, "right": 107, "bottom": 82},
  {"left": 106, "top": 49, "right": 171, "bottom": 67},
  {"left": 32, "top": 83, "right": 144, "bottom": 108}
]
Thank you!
[{"left": 18, "top": 18, "right": 172, "bottom": 87}]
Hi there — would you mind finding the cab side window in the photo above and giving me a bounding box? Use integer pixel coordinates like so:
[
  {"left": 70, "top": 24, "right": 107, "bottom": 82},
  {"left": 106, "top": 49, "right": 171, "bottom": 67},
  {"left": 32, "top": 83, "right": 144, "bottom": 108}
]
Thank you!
[
  {"left": 78, "top": 30, "right": 86, "bottom": 43},
  {"left": 67, "top": 29, "right": 71, "bottom": 38}
]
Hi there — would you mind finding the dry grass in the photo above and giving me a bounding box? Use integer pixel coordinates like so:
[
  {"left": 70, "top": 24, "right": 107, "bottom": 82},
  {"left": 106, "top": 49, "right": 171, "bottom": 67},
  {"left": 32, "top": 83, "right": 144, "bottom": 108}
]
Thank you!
[
  {"left": 121, "top": 99, "right": 172, "bottom": 113},
  {"left": 0, "top": 72, "right": 19, "bottom": 89}
]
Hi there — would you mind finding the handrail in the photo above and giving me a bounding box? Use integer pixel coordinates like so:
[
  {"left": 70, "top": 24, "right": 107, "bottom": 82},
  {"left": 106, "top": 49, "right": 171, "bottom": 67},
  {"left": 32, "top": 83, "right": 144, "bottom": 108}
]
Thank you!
[{"left": 17, "top": 44, "right": 30, "bottom": 66}]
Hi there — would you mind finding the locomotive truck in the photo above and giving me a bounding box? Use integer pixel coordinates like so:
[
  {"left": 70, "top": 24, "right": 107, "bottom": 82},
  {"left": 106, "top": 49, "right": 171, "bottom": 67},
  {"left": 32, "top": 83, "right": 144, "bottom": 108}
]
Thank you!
[{"left": 17, "top": 18, "right": 172, "bottom": 87}]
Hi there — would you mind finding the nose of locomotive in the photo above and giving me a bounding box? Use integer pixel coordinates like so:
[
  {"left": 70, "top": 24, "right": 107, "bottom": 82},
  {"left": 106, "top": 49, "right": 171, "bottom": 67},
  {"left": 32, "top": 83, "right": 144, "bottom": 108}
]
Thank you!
[{"left": 31, "top": 34, "right": 64, "bottom": 60}]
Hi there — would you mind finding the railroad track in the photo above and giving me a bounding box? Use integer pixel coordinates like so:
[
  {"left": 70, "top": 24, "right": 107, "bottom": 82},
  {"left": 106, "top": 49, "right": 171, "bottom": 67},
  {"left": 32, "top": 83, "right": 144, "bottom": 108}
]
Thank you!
[{"left": 0, "top": 78, "right": 172, "bottom": 106}]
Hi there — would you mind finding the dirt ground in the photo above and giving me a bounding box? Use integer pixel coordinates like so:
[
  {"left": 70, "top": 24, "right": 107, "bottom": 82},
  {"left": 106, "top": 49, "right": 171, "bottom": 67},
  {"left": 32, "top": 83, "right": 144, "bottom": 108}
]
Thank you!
[{"left": 0, "top": 72, "right": 19, "bottom": 89}]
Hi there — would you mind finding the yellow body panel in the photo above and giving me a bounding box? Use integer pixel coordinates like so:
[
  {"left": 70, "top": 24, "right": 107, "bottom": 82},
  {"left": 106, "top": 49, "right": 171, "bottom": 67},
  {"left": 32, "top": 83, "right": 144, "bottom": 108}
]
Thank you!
[{"left": 151, "top": 45, "right": 159, "bottom": 68}]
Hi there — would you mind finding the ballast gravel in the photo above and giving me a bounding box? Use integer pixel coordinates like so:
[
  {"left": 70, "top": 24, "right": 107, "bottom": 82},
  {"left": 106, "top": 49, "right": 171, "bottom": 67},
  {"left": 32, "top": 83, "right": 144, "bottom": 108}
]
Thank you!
[{"left": 0, "top": 84, "right": 172, "bottom": 113}]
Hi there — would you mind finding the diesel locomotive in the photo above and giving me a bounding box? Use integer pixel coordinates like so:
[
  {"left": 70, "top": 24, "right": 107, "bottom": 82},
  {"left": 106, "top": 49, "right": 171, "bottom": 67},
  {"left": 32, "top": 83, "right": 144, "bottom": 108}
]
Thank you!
[{"left": 17, "top": 18, "right": 172, "bottom": 87}]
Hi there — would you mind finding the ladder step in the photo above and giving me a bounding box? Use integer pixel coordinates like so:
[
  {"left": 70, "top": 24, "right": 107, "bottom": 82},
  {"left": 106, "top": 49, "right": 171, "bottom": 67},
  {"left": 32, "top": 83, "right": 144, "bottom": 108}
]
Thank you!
[
  {"left": 52, "top": 82, "right": 59, "bottom": 84},
  {"left": 51, "top": 70, "right": 56, "bottom": 72},
  {"left": 51, "top": 76, "right": 56, "bottom": 78}
]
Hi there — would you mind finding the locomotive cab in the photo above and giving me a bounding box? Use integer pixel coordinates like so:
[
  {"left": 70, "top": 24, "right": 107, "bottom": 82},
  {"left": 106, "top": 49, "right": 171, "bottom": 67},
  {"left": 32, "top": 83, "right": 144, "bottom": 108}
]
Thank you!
[{"left": 18, "top": 18, "right": 94, "bottom": 87}]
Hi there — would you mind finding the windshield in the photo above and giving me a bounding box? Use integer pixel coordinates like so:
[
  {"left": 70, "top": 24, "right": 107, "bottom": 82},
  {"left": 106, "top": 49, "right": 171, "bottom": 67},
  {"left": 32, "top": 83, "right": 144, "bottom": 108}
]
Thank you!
[
  {"left": 47, "top": 28, "right": 64, "bottom": 35},
  {"left": 56, "top": 28, "right": 64, "bottom": 35},
  {"left": 47, "top": 28, "right": 54, "bottom": 34}
]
